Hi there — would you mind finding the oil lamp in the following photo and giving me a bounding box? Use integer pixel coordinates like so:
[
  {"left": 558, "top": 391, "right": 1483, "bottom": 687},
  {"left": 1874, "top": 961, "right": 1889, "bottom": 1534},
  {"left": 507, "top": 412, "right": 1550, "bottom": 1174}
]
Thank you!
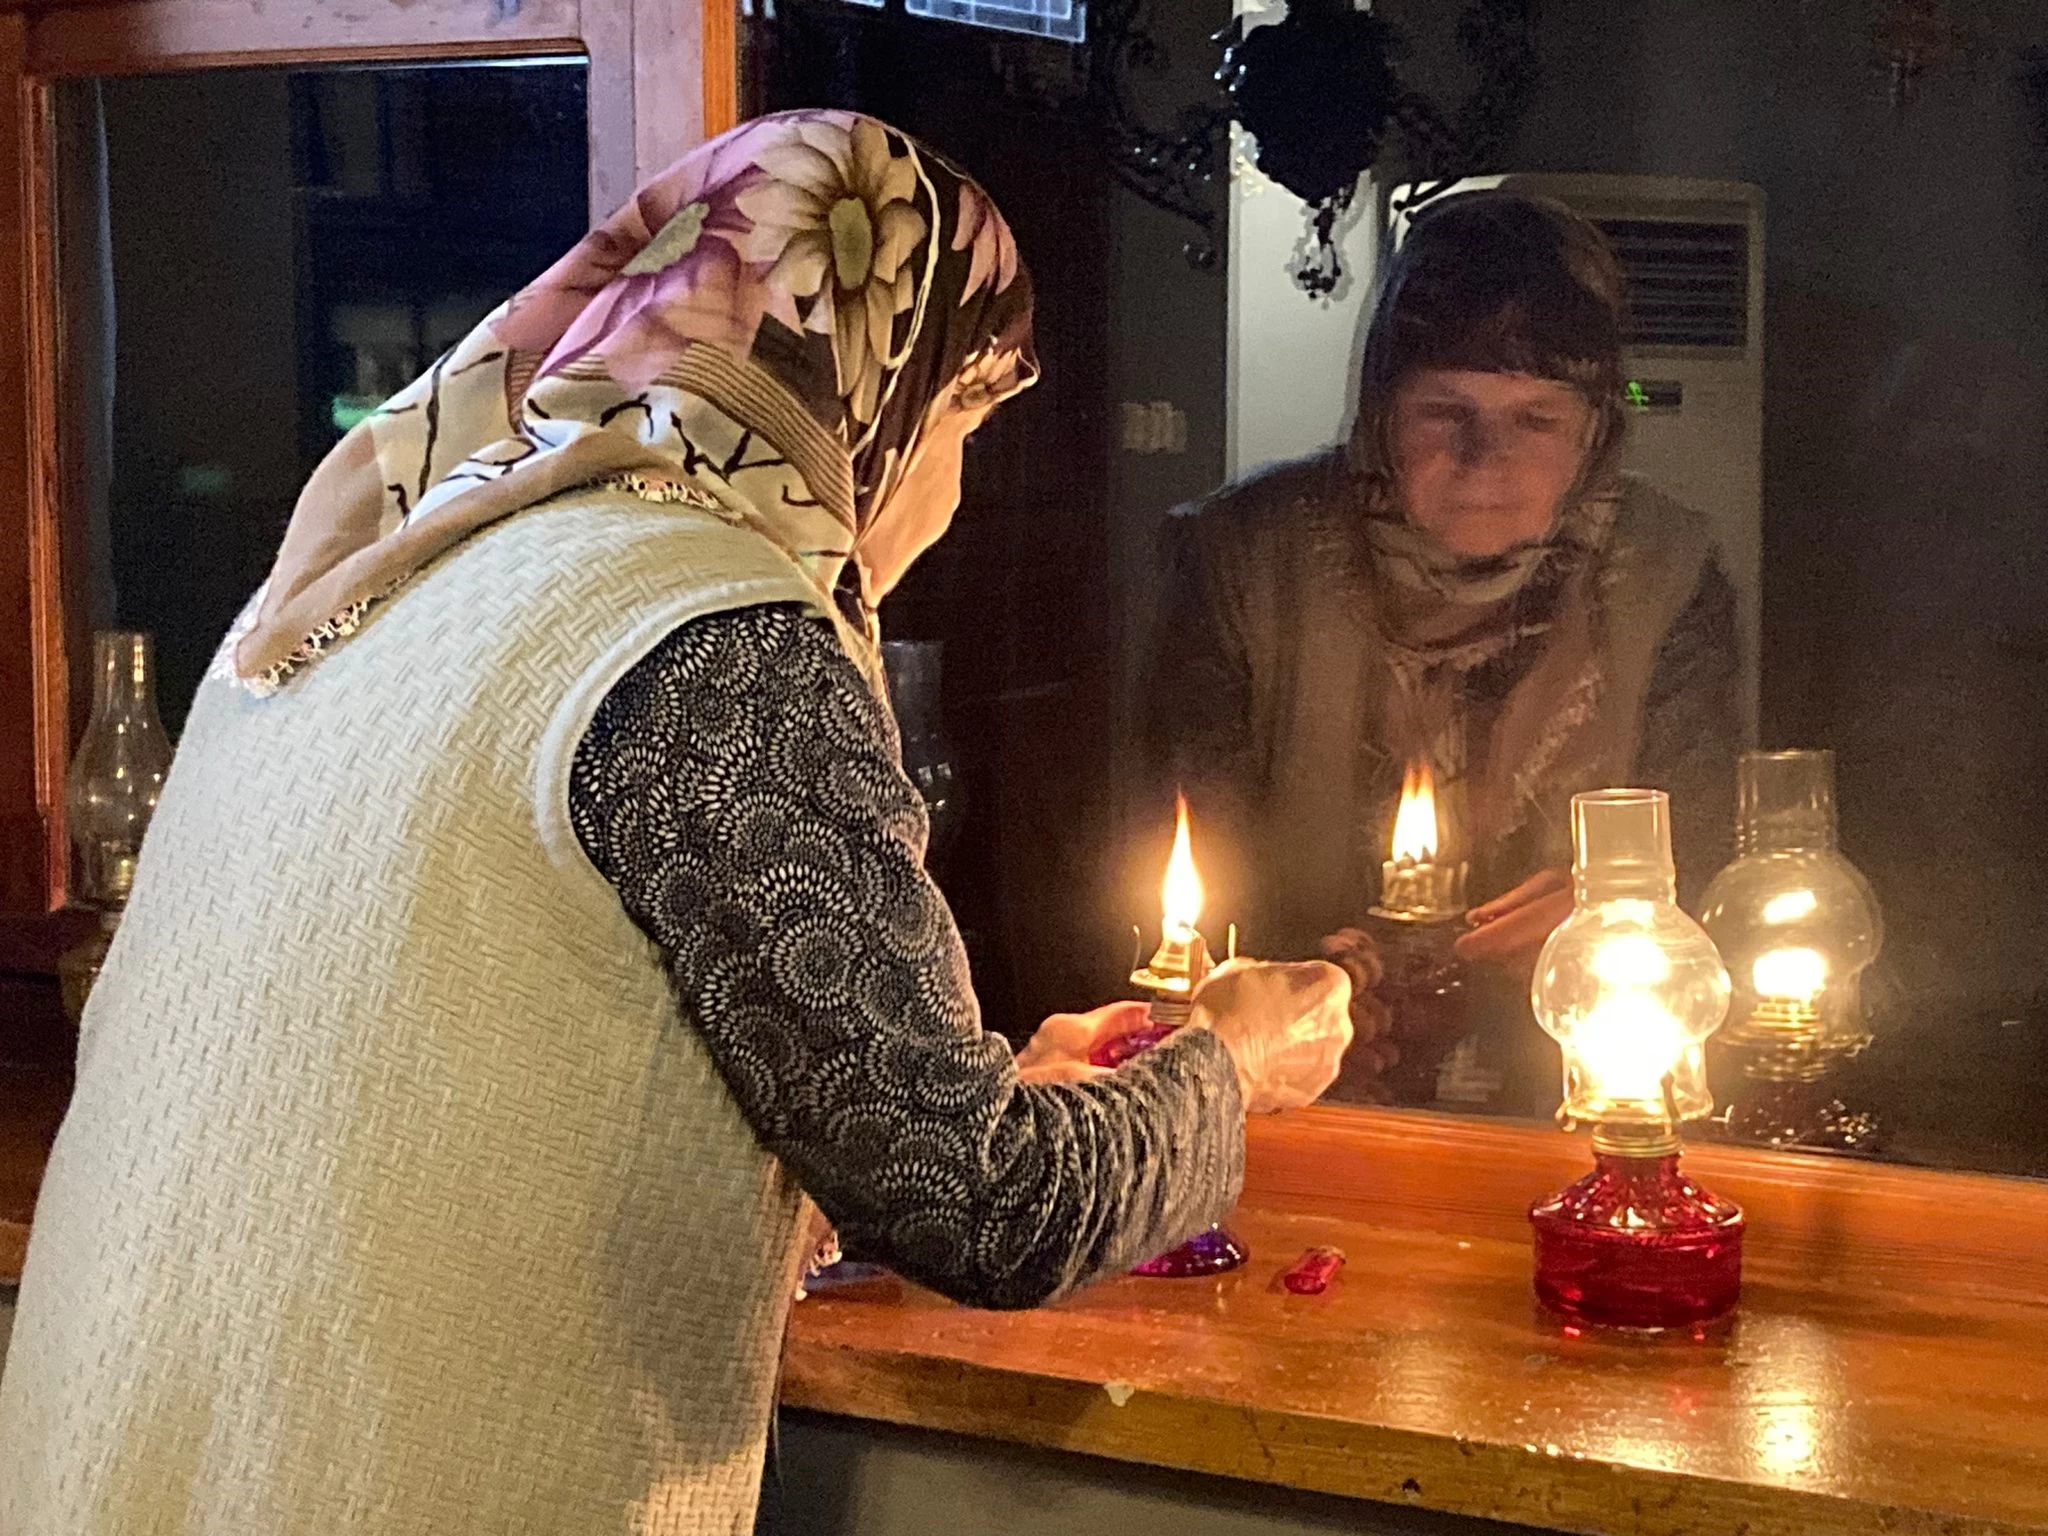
[
  {"left": 58, "top": 631, "right": 174, "bottom": 1023},
  {"left": 1364, "top": 760, "right": 1469, "bottom": 1100},
  {"left": 1092, "top": 794, "right": 1249, "bottom": 1276},
  {"left": 1698, "top": 750, "right": 1884, "bottom": 1151},
  {"left": 1127, "top": 793, "right": 1214, "bottom": 1031},
  {"left": 1528, "top": 789, "right": 1743, "bottom": 1330}
]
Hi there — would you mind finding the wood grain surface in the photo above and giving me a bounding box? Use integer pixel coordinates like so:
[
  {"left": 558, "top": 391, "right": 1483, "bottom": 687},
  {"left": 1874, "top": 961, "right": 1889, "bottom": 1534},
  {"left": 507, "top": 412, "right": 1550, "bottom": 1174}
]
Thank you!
[{"left": 783, "top": 1107, "right": 2048, "bottom": 1536}]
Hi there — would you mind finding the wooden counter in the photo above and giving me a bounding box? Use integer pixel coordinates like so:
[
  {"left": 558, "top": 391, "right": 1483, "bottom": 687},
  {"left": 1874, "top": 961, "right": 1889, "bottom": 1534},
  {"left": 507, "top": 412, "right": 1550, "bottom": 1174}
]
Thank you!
[{"left": 782, "top": 1108, "right": 2048, "bottom": 1536}]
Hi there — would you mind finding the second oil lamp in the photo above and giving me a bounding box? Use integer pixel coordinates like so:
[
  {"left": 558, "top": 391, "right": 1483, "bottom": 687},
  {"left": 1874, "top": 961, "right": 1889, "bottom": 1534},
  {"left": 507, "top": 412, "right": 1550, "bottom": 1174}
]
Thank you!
[
  {"left": 1699, "top": 750, "right": 1885, "bottom": 1151},
  {"left": 1091, "top": 794, "right": 1249, "bottom": 1276},
  {"left": 1528, "top": 789, "right": 1743, "bottom": 1331},
  {"left": 1364, "top": 760, "right": 1470, "bottom": 1100}
]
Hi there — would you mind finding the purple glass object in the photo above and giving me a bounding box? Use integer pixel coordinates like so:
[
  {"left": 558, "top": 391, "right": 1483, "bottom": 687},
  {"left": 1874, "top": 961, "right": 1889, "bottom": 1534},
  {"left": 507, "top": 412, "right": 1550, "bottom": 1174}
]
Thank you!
[
  {"left": 1131, "top": 1223, "right": 1250, "bottom": 1277},
  {"left": 1090, "top": 1021, "right": 1251, "bottom": 1277},
  {"left": 1529, "top": 1149, "right": 1744, "bottom": 1330},
  {"left": 1088, "top": 1021, "right": 1182, "bottom": 1068}
]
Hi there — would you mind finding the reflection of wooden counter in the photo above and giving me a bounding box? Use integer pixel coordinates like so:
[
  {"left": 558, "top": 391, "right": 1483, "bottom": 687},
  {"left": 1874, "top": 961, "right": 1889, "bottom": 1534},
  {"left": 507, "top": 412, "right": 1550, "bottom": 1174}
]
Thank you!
[{"left": 783, "top": 1108, "right": 2048, "bottom": 1536}]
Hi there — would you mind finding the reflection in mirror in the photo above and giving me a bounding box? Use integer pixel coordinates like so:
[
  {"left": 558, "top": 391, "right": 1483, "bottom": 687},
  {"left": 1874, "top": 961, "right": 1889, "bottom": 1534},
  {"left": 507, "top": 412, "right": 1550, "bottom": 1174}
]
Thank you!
[
  {"left": 58, "top": 60, "right": 589, "bottom": 737},
  {"left": 742, "top": 0, "right": 2048, "bottom": 1176}
]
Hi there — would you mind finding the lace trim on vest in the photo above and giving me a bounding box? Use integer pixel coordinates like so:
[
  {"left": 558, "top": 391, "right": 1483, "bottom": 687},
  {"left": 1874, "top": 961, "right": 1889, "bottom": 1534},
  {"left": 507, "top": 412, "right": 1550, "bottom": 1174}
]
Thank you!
[{"left": 225, "top": 472, "right": 725, "bottom": 698}]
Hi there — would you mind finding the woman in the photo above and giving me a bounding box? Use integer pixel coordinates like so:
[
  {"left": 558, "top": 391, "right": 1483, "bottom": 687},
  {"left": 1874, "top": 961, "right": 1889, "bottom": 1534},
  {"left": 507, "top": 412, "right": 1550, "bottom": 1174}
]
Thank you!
[
  {"left": 1146, "top": 192, "right": 1739, "bottom": 1101},
  {"left": 0, "top": 112, "right": 1348, "bottom": 1535}
]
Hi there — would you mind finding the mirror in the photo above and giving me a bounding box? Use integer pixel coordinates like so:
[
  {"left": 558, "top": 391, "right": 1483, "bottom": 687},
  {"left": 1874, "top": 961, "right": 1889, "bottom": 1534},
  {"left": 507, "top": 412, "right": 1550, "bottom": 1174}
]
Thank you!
[
  {"left": 58, "top": 59, "right": 590, "bottom": 737},
  {"left": 741, "top": 0, "right": 2048, "bottom": 1177}
]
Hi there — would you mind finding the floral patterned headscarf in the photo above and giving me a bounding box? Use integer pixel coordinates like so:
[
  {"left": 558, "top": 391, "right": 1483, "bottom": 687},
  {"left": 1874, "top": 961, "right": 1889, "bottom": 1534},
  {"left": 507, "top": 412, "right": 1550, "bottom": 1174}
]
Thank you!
[{"left": 232, "top": 110, "right": 1037, "bottom": 691}]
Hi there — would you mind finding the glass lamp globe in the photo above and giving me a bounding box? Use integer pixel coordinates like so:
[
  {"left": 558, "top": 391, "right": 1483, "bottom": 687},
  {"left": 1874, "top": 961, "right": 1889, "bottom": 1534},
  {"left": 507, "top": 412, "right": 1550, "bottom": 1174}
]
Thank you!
[
  {"left": 1527, "top": 789, "right": 1743, "bottom": 1331},
  {"left": 58, "top": 631, "right": 173, "bottom": 1023},
  {"left": 1698, "top": 750, "right": 1884, "bottom": 1149}
]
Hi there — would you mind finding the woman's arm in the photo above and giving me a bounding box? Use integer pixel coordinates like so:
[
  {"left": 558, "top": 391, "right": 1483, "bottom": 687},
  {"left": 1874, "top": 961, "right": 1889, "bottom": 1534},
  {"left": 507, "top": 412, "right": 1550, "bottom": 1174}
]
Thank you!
[
  {"left": 569, "top": 604, "right": 1244, "bottom": 1310},
  {"left": 1635, "top": 560, "right": 1743, "bottom": 904}
]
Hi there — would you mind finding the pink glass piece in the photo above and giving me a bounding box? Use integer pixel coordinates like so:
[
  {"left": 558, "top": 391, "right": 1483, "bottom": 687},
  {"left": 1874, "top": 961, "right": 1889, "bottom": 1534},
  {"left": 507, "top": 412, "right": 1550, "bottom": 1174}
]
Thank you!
[
  {"left": 1529, "top": 1151, "right": 1743, "bottom": 1330},
  {"left": 1089, "top": 1017, "right": 1249, "bottom": 1277},
  {"left": 1280, "top": 1245, "right": 1345, "bottom": 1294}
]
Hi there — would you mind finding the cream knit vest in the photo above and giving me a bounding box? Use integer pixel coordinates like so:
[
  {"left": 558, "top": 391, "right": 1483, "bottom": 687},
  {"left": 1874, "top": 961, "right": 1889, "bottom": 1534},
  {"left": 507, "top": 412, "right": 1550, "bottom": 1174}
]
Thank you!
[{"left": 0, "top": 491, "right": 834, "bottom": 1536}]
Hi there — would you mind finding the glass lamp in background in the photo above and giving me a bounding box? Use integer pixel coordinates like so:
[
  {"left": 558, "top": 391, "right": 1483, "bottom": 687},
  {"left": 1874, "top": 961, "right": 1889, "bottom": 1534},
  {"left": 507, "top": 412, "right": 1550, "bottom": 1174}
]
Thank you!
[
  {"left": 1364, "top": 759, "right": 1470, "bottom": 1102},
  {"left": 58, "top": 632, "right": 174, "bottom": 1023},
  {"left": 1698, "top": 750, "right": 1884, "bottom": 1151},
  {"left": 1528, "top": 789, "right": 1743, "bottom": 1331}
]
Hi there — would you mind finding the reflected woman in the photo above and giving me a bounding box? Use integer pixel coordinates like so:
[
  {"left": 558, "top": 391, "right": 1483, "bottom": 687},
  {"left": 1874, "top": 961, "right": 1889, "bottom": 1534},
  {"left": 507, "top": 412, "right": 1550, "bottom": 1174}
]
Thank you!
[{"left": 1146, "top": 192, "right": 1740, "bottom": 1104}]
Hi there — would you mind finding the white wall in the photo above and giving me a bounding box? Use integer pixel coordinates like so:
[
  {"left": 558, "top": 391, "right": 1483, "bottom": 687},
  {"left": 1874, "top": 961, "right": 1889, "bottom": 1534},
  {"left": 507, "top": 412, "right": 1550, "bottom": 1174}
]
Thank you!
[{"left": 1224, "top": 0, "right": 1381, "bottom": 479}]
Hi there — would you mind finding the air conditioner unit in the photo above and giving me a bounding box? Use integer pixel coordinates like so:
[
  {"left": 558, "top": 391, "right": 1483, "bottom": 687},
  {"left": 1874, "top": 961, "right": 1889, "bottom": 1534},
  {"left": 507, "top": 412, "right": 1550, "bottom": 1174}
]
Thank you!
[{"left": 1389, "top": 175, "right": 1766, "bottom": 744}]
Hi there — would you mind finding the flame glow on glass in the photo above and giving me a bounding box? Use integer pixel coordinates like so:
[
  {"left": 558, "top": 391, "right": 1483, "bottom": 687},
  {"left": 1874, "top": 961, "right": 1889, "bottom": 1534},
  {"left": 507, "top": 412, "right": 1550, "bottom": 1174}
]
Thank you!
[
  {"left": 1753, "top": 945, "right": 1828, "bottom": 1002},
  {"left": 1761, "top": 888, "right": 1819, "bottom": 925},
  {"left": 1390, "top": 761, "right": 1440, "bottom": 864},
  {"left": 1161, "top": 793, "right": 1204, "bottom": 940},
  {"left": 1590, "top": 932, "right": 1674, "bottom": 990}
]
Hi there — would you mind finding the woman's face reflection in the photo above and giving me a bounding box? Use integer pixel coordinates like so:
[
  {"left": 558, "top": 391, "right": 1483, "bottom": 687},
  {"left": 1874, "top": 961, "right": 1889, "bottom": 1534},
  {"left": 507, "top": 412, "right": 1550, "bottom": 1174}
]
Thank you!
[{"left": 1390, "top": 368, "right": 1596, "bottom": 557}]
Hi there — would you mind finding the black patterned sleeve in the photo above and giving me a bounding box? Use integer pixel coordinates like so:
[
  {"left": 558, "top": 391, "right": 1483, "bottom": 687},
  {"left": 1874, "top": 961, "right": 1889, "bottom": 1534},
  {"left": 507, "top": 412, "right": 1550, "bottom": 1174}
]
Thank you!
[{"left": 568, "top": 603, "right": 1245, "bottom": 1310}]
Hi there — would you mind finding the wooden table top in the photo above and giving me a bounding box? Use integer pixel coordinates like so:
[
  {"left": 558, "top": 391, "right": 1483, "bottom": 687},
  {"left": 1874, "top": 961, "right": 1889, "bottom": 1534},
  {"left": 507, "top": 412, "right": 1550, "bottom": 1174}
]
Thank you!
[{"left": 782, "top": 1109, "right": 2048, "bottom": 1536}]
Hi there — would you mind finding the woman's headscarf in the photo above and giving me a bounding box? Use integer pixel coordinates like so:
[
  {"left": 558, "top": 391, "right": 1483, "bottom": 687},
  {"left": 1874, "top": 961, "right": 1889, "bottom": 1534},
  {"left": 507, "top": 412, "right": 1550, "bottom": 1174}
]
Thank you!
[{"left": 231, "top": 110, "right": 1037, "bottom": 692}]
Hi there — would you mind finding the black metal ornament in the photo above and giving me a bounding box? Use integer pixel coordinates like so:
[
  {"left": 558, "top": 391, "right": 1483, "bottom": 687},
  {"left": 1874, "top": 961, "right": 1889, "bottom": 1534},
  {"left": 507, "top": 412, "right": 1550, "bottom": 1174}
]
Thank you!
[
  {"left": 1104, "top": 0, "right": 1538, "bottom": 296},
  {"left": 1215, "top": 1, "right": 1400, "bottom": 211}
]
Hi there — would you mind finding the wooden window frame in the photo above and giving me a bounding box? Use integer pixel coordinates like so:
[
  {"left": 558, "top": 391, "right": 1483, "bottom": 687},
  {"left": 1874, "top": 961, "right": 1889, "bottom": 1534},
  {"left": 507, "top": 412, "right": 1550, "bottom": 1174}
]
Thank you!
[{"left": 0, "top": 0, "right": 736, "bottom": 968}]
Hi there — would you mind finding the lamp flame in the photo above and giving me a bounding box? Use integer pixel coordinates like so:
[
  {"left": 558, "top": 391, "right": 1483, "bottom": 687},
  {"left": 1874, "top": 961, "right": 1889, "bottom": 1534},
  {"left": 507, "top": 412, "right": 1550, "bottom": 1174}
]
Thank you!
[
  {"left": 1753, "top": 945, "right": 1828, "bottom": 1003},
  {"left": 1390, "top": 760, "right": 1440, "bottom": 864},
  {"left": 1162, "top": 793, "right": 1204, "bottom": 939},
  {"left": 1576, "top": 995, "right": 1688, "bottom": 1106}
]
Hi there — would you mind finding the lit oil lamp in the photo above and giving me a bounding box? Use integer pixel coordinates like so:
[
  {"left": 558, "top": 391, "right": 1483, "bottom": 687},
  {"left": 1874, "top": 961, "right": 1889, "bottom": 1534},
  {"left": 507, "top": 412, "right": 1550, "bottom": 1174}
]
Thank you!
[
  {"left": 1363, "top": 760, "right": 1471, "bottom": 1101},
  {"left": 1092, "top": 794, "right": 1249, "bottom": 1277},
  {"left": 1528, "top": 789, "right": 1743, "bottom": 1331},
  {"left": 1699, "top": 750, "right": 1884, "bottom": 1151},
  {"left": 1374, "top": 760, "right": 1468, "bottom": 921},
  {"left": 1124, "top": 792, "right": 1215, "bottom": 1031}
]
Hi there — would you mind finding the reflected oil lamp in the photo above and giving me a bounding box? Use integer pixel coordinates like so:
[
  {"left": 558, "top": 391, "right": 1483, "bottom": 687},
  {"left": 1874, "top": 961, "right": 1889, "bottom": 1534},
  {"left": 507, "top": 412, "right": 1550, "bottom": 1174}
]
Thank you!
[
  {"left": 1091, "top": 793, "right": 1249, "bottom": 1277},
  {"left": 1528, "top": 789, "right": 1743, "bottom": 1331},
  {"left": 1365, "top": 760, "right": 1470, "bottom": 1099},
  {"left": 59, "top": 631, "right": 174, "bottom": 1023},
  {"left": 1699, "top": 750, "right": 1884, "bottom": 1151}
]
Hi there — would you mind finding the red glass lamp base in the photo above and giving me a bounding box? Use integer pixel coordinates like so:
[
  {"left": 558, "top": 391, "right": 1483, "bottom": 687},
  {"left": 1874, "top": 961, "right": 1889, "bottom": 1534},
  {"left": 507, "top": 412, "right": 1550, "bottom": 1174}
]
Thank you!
[
  {"left": 1529, "top": 1149, "right": 1743, "bottom": 1330},
  {"left": 1092, "top": 1020, "right": 1250, "bottom": 1278}
]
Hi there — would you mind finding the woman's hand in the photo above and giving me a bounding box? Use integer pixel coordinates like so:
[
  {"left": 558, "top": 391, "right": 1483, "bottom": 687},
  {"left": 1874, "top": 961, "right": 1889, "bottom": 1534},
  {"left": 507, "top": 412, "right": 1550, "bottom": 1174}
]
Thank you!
[
  {"left": 1014, "top": 1000, "right": 1151, "bottom": 1084},
  {"left": 1190, "top": 958, "right": 1353, "bottom": 1113},
  {"left": 1319, "top": 928, "right": 1399, "bottom": 1078},
  {"left": 1453, "top": 868, "right": 1574, "bottom": 981}
]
